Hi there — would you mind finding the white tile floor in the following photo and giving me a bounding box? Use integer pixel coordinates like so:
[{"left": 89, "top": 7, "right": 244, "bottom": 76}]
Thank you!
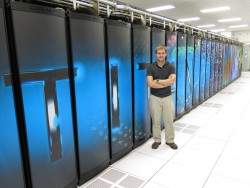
[{"left": 80, "top": 72, "right": 250, "bottom": 188}]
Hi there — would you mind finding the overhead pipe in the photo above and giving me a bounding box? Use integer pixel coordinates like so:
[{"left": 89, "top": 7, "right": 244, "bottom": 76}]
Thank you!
[
  {"left": 112, "top": 2, "right": 242, "bottom": 43},
  {"left": 18, "top": 0, "right": 242, "bottom": 44},
  {"left": 99, "top": 0, "right": 117, "bottom": 7},
  {"left": 73, "top": 0, "right": 93, "bottom": 9},
  {"left": 114, "top": 4, "right": 215, "bottom": 37}
]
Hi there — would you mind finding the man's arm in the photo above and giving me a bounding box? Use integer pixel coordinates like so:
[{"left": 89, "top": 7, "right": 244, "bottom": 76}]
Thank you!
[
  {"left": 157, "top": 74, "right": 176, "bottom": 86},
  {"left": 147, "top": 75, "right": 167, "bottom": 88}
]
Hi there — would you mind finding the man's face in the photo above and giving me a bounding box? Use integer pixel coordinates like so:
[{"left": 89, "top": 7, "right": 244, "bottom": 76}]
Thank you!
[{"left": 156, "top": 49, "right": 167, "bottom": 62}]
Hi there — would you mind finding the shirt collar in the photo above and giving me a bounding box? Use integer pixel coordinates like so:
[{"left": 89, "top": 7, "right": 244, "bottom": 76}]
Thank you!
[{"left": 156, "top": 61, "right": 167, "bottom": 68}]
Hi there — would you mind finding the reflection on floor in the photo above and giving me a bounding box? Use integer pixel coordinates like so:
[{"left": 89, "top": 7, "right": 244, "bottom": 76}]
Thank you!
[{"left": 81, "top": 72, "right": 250, "bottom": 188}]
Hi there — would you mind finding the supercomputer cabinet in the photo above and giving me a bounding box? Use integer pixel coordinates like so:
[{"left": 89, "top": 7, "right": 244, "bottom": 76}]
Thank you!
[
  {"left": 106, "top": 19, "right": 133, "bottom": 163},
  {"left": 166, "top": 32, "right": 177, "bottom": 117},
  {"left": 132, "top": 24, "right": 151, "bottom": 147},
  {"left": 0, "top": 2, "right": 26, "bottom": 187},
  {"left": 185, "top": 35, "right": 194, "bottom": 112},
  {"left": 69, "top": 12, "right": 110, "bottom": 185},
  {"left": 176, "top": 33, "right": 187, "bottom": 118},
  {"left": 10, "top": 2, "right": 77, "bottom": 188}
]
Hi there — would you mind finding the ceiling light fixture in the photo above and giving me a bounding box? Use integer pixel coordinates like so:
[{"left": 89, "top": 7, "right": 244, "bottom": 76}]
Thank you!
[
  {"left": 218, "top": 18, "right": 241, "bottom": 22},
  {"left": 200, "top": 6, "right": 230, "bottom": 13},
  {"left": 178, "top": 17, "right": 200, "bottom": 22},
  {"left": 229, "top": 24, "right": 248, "bottom": 28},
  {"left": 210, "top": 29, "right": 226, "bottom": 32},
  {"left": 146, "top": 5, "right": 175, "bottom": 12},
  {"left": 197, "top": 24, "right": 216, "bottom": 28}
]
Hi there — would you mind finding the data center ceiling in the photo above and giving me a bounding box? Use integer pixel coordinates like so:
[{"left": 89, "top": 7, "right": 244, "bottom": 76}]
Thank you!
[{"left": 118, "top": 0, "right": 250, "bottom": 33}]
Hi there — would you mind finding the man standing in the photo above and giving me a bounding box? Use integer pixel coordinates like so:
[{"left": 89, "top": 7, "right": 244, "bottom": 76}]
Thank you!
[{"left": 147, "top": 45, "right": 178, "bottom": 150}]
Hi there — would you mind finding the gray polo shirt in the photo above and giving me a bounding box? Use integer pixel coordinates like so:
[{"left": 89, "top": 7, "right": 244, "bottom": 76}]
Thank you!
[{"left": 147, "top": 61, "right": 175, "bottom": 98}]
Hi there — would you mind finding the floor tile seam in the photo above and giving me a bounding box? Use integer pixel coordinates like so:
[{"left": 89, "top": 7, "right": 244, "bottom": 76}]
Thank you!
[
  {"left": 139, "top": 138, "right": 193, "bottom": 183},
  {"left": 140, "top": 78, "right": 250, "bottom": 187},
  {"left": 97, "top": 175, "right": 128, "bottom": 187},
  {"left": 210, "top": 172, "right": 250, "bottom": 186},
  {"left": 218, "top": 104, "right": 250, "bottom": 136},
  {"left": 169, "top": 160, "right": 216, "bottom": 174},
  {"left": 147, "top": 163, "right": 210, "bottom": 188},
  {"left": 239, "top": 99, "right": 250, "bottom": 118},
  {"left": 80, "top": 168, "right": 113, "bottom": 188},
  {"left": 219, "top": 154, "right": 250, "bottom": 165},
  {"left": 183, "top": 144, "right": 226, "bottom": 154},
  {"left": 192, "top": 134, "right": 231, "bottom": 142},
  {"left": 201, "top": 122, "right": 240, "bottom": 132},
  {"left": 101, "top": 169, "right": 148, "bottom": 188},
  {"left": 132, "top": 150, "right": 170, "bottom": 162},
  {"left": 141, "top": 125, "right": 210, "bottom": 183},
  {"left": 188, "top": 104, "right": 239, "bottom": 137},
  {"left": 175, "top": 122, "right": 203, "bottom": 128},
  {"left": 190, "top": 103, "right": 223, "bottom": 128},
  {"left": 190, "top": 134, "right": 228, "bottom": 143},
  {"left": 145, "top": 157, "right": 193, "bottom": 185},
  {"left": 199, "top": 104, "right": 239, "bottom": 130},
  {"left": 201, "top": 116, "right": 241, "bottom": 188},
  {"left": 110, "top": 166, "right": 148, "bottom": 182},
  {"left": 175, "top": 127, "right": 201, "bottom": 135},
  {"left": 169, "top": 115, "right": 226, "bottom": 157},
  {"left": 141, "top": 181, "right": 169, "bottom": 188},
  {"left": 210, "top": 94, "right": 236, "bottom": 115},
  {"left": 180, "top": 114, "right": 215, "bottom": 128}
]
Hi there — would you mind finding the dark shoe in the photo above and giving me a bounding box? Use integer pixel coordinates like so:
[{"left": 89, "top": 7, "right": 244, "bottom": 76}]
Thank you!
[
  {"left": 166, "top": 142, "right": 178, "bottom": 150},
  {"left": 152, "top": 142, "right": 161, "bottom": 149}
]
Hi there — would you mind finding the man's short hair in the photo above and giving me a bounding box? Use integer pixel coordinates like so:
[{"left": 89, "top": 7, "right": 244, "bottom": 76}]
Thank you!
[{"left": 155, "top": 45, "right": 168, "bottom": 53}]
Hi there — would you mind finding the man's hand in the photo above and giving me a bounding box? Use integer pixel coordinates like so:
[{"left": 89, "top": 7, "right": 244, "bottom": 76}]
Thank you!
[
  {"left": 157, "top": 74, "right": 176, "bottom": 86},
  {"left": 147, "top": 76, "right": 167, "bottom": 88}
]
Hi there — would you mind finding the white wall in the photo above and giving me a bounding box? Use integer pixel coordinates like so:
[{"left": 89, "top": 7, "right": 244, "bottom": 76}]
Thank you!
[
  {"left": 231, "top": 30, "right": 250, "bottom": 71},
  {"left": 220, "top": 31, "right": 232, "bottom": 38},
  {"left": 232, "top": 31, "right": 250, "bottom": 43}
]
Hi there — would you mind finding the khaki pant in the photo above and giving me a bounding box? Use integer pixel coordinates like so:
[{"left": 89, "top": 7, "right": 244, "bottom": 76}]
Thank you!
[{"left": 149, "top": 94, "right": 175, "bottom": 143}]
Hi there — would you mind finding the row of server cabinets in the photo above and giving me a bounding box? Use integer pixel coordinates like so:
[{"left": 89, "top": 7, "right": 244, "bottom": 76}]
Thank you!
[{"left": 0, "top": 1, "right": 242, "bottom": 188}]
